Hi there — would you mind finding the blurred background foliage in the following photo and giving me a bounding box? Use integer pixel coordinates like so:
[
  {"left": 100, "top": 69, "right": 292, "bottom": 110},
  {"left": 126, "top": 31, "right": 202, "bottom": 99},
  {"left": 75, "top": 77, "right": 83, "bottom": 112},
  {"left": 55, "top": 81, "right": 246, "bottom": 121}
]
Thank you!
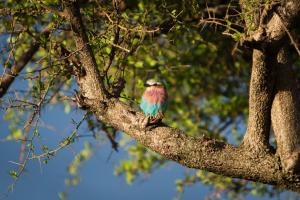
[{"left": 1, "top": 0, "right": 300, "bottom": 199}]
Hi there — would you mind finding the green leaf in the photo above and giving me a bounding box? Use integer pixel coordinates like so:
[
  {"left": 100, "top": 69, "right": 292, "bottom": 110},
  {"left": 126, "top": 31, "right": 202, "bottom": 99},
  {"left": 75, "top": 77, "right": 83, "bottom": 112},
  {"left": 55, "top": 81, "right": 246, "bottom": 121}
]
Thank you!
[
  {"left": 9, "top": 170, "right": 18, "bottom": 179},
  {"left": 134, "top": 61, "right": 143, "bottom": 68},
  {"left": 58, "top": 192, "right": 67, "bottom": 200},
  {"left": 64, "top": 102, "right": 71, "bottom": 114},
  {"left": 105, "top": 47, "right": 111, "bottom": 54},
  {"left": 6, "top": 129, "right": 23, "bottom": 140}
]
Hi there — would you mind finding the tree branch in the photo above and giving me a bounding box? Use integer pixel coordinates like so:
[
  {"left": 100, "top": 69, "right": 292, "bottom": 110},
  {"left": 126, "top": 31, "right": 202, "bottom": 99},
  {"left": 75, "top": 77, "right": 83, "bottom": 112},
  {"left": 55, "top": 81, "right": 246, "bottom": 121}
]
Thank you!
[
  {"left": 241, "top": 0, "right": 300, "bottom": 48},
  {"left": 91, "top": 99, "right": 300, "bottom": 192},
  {"left": 242, "top": 49, "right": 275, "bottom": 152},
  {"left": 271, "top": 46, "right": 300, "bottom": 173},
  {"left": 61, "top": 0, "right": 300, "bottom": 193},
  {"left": 240, "top": 0, "right": 300, "bottom": 172},
  {"left": 0, "top": 27, "right": 51, "bottom": 98},
  {"left": 62, "top": 0, "right": 107, "bottom": 101}
]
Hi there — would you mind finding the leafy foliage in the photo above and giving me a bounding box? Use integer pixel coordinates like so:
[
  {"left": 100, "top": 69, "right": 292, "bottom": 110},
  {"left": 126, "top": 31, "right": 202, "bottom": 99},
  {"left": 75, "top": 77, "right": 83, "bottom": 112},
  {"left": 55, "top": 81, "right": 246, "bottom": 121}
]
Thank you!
[{"left": 1, "top": 0, "right": 300, "bottom": 199}]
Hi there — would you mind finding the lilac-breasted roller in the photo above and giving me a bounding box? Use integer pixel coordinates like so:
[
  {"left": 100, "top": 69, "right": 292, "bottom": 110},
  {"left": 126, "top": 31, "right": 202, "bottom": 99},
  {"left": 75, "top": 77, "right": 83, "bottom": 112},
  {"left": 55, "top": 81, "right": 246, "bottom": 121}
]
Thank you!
[{"left": 140, "top": 79, "right": 168, "bottom": 124}]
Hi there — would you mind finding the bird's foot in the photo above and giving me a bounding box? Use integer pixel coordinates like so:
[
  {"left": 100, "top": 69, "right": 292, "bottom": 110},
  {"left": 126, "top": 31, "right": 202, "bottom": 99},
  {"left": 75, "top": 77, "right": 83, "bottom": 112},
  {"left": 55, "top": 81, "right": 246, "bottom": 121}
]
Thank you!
[
  {"left": 135, "top": 116, "right": 150, "bottom": 130},
  {"left": 134, "top": 115, "right": 162, "bottom": 131},
  {"left": 138, "top": 116, "right": 159, "bottom": 131}
]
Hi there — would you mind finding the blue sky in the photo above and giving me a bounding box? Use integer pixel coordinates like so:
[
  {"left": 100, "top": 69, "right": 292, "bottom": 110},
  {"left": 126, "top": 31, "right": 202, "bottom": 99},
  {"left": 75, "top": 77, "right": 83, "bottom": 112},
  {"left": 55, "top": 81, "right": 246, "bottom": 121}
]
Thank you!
[
  {"left": 0, "top": 104, "right": 212, "bottom": 200},
  {"left": 0, "top": 99, "right": 297, "bottom": 200},
  {"left": 0, "top": 65, "right": 296, "bottom": 200}
]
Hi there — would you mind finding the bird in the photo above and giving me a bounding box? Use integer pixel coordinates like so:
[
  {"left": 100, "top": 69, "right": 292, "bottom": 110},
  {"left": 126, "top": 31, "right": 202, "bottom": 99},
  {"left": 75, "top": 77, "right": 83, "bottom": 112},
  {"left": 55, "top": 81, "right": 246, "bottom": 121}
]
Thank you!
[{"left": 140, "top": 79, "right": 168, "bottom": 124}]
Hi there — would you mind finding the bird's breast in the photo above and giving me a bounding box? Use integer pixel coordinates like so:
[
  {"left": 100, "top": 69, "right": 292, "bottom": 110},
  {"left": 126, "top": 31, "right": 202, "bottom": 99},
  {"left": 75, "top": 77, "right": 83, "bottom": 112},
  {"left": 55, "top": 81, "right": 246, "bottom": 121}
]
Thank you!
[{"left": 143, "top": 87, "right": 167, "bottom": 104}]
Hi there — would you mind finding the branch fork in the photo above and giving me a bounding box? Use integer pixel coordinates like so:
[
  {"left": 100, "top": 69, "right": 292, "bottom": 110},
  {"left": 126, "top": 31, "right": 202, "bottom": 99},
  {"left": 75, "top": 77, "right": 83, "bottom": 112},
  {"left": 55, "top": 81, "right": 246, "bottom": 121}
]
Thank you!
[{"left": 62, "top": 0, "right": 300, "bottom": 192}]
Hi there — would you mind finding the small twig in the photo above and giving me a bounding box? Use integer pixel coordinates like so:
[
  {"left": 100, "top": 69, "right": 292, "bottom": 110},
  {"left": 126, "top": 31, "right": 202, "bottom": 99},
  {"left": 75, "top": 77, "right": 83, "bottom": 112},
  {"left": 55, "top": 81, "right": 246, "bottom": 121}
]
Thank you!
[
  {"left": 198, "top": 18, "right": 243, "bottom": 33},
  {"left": 109, "top": 42, "right": 130, "bottom": 53},
  {"left": 19, "top": 75, "right": 56, "bottom": 163},
  {"left": 29, "top": 141, "right": 69, "bottom": 160},
  {"left": 0, "top": 24, "right": 53, "bottom": 98},
  {"left": 29, "top": 113, "right": 88, "bottom": 160},
  {"left": 103, "top": 11, "right": 160, "bottom": 33},
  {"left": 104, "top": 130, "right": 118, "bottom": 152},
  {"left": 8, "top": 161, "right": 24, "bottom": 166},
  {"left": 23, "top": 76, "right": 55, "bottom": 131},
  {"left": 104, "top": 25, "right": 120, "bottom": 76},
  {"left": 34, "top": 0, "right": 68, "bottom": 18}
]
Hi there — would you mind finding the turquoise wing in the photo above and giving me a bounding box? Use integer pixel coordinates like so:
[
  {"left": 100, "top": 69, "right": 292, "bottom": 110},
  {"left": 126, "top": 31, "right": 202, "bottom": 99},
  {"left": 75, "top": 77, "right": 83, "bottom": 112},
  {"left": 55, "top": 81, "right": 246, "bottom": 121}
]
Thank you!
[
  {"left": 161, "top": 101, "right": 168, "bottom": 113},
  {"left": 140, "top": 97, "right": 167, "bottom": 117}
]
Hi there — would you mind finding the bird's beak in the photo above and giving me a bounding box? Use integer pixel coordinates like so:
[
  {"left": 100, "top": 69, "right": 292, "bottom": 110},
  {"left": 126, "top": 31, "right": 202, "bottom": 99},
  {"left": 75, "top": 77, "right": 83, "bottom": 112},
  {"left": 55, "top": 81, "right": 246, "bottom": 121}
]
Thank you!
[{"left": 144, "top": 83, "right": 150, "bottom": 87}]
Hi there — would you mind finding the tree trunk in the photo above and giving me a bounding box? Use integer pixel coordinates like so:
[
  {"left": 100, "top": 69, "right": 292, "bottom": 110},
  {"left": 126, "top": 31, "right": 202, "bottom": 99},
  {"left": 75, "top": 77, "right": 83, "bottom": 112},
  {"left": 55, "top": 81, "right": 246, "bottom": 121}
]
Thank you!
[
  {"left": 242, "top": 49, "right": 274, "bottom": 153},
  {"left": 271, "top": 46, "right": 300, "bottom": 173},
  {"left": 60, "top": 0, "right": 300, "bottom": 192}
]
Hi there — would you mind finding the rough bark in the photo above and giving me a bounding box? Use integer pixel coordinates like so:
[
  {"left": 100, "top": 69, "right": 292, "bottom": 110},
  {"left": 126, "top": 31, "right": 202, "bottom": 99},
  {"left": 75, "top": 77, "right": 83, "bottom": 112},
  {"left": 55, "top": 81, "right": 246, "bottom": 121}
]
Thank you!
[
  {"left": 242, "top": 49, "right": 275, "bottom": 152},
  {"left": 267, "top": 0, "right": 300, "bottom": 173},
  {"left": 59, "top": 0, "right": 300, "bottom": 192},
  {"left": 271, "top": 46, "right": 300, "bottom": 173},
  {"left": 92, "top": 99, "right": 290, "bottom": 187},
  {"left": 240, "top": 0, "right": 300, "bottom": 172},
  {"left": 241, "top": 0, "right": 300, "bottom": 47},
  {"left": 62, "top": 0, "right": 107, "bottom": 101},
  {"left": 239, "top": 1, "right": 273, "bottom": 151}
]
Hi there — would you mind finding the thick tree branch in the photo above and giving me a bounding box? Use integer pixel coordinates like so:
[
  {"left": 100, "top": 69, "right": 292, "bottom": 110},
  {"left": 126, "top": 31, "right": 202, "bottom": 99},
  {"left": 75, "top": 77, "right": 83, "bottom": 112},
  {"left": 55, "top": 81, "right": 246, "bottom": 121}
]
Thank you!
[
  {"left": 242, "top": 49, "right": 275, "bottom": 152},
  {"left": 62, "top": 0, "right": 107, "bottom": 101},
  {"left": 241, "top": 0, "right": 300, "bottom": 48},
  {"left": 0, "top": 27, "right": 51, "bottom": 98},
  {"left": 90, "top": 98, "right": 300, "bottom": 192},
  {"left": 268, "top": 0, "right": 300, "bottom": 42},
  {"left": 62, "top": 0, "right": 300, "bottom": 193},
  {"left": 240, "top": 0, "right": 300, "bottom": 172},
  {"left": 271, "top": 46, "right": 300, "bottom": 173}
]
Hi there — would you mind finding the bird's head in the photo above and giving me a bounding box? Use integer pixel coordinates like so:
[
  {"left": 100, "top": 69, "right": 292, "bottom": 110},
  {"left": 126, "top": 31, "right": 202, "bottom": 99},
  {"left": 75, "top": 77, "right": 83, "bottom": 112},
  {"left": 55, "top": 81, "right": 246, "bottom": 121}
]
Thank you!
[{"left": 144, "top": 79, "right": 163, "bottom": 87}]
